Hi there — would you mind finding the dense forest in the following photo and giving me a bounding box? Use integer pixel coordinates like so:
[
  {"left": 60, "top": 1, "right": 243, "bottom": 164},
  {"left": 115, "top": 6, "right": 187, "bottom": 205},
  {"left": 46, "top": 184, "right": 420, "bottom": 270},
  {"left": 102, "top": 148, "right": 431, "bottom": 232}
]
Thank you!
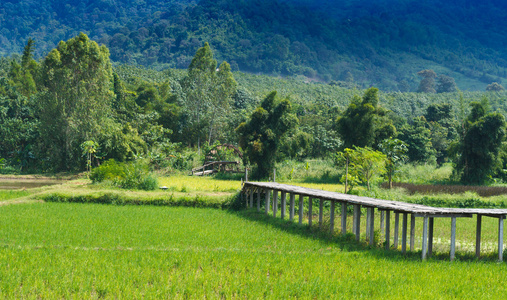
[
  {"left": 1, "top": 33, "right": 507, "bottom": 186},
  {"left": 1, "top": 0, "right": 507, "bottom": 90}
]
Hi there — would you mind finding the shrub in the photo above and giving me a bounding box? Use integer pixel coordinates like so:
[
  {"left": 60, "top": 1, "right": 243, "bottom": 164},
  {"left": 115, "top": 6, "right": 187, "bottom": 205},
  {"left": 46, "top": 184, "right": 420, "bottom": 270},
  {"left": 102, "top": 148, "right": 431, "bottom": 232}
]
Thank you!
[
  {"left": 89, "top": 159, "right": 124, "bottom": 183},
  {"left": 90, "top": 159, "right": 158, "bottom": 191}
]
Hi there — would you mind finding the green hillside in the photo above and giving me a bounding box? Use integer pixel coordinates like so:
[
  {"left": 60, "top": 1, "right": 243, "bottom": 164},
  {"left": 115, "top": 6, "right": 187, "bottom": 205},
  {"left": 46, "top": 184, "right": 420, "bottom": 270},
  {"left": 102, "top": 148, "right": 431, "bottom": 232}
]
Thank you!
[{"left": 1, "top": 0, "right": 506, "bottom": 90}]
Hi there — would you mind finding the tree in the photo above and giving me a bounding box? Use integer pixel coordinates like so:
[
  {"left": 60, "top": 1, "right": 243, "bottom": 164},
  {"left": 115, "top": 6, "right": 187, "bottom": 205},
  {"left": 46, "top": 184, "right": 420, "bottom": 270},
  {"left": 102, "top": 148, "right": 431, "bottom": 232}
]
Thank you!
[
  {"left": 379, "top": 138, "right": 408, "bottom": 189},
  {"left": 417, "top": 69, "right": 437, "bottom": 93},
  {"left": 398, "top": 117, "right": 435, "bottom": 163},
  {"left": 181, "top": 42, "right": 237, "bottom": 152},
  {"left": 452, "top": 100, "right": 506, "bottom": 184},
  {"left": 436, "top": 74, "right": 457, "bottom": 93},
  {"left": 37, "top": 33, "right": 114, "bottom": 170},
  {"left": 8, "top": 39, "right": 38, "bottom": 98},
  {"left": 486, "top": 82, "right": 505, "bottom": 91},
  {"left": 345, "top": 146, "right": 386, "bottom": 191},
  {"left": 80, "top": 140, "right": 99, "bottom": 174},
  {"left": 335, "top": 148, "right": 353, "bottom": 193},
  {"left": 236, "top": 91, "right": 298, "bottom": 178},
  {"left": 424, "top": 103, "right": 458, "bottom": 165},
  {"left": 336, "top": 87, "right": 395, "bottom": 149}
]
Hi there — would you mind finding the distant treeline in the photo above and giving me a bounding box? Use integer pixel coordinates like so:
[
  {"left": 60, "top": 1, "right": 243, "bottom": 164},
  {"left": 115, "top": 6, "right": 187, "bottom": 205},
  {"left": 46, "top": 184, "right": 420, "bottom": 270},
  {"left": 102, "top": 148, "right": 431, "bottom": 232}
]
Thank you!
[{"left": 1, "top": 35, "right": 507, "bottom": 185}]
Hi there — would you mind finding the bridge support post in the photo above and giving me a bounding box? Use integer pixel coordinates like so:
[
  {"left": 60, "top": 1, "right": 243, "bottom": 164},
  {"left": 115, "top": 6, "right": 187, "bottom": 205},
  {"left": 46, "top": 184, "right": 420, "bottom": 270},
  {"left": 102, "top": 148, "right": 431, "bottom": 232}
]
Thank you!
[
  {"left": 341, "top": 202, "right": 347, "bottom": 236},
  {"left": 257, "top": 189, "right": 261, "bottom": 212},
  {"left": 385, "top": 210, "right": 390, "bottom": 250},
  {"left": 369, "top": 207, "right": 375, "bottom": 246},
  {"left": 410, "top": 214, "right": 416, "bottom": 251},
  {"left": 476, "top": 215, "right": 482, "bottom": 258},
  {"left": 366, "top": 207, "right": 371, "bottom": 241},
  {"left": 281, "top": 192, "right": 286, "bottom": 219},
  {"left": 498, "top": 217, "right": 504, "bottom": 262},
  {"left": 422, "top": 216, "right": 429, "bottom": 260},
  {"left": 429, "top": 217, "right": 434, "bottom": 257},
  {"left": 380, "top": 211, "right": 385, "bottom": 242},
  {"left": 319, "top": 199, "right": 324, "bottom": 229},
  {"left": 308, "top": 197, "right": 313, "bottom": 227},
  {"left": 299, "top": 195, "right": 304, "bottom": 225},
  {"left": 289, "top": 193, "right": 295, "bottom": 221},
  {"left": 265, "top": 189, "right": 271, "bottom": 215},
  {"left": 273, "top": 190, "right": 278, "bottom": 218},
  {"left": 353, "top": 205, "right": 360, "bottom": 241},
  {"left": 402, "top": 213, "right": 408, "bottom": 254},
  {"left": 450, "top": 217, "right": 457, "bottom": 261},
  {"left": 249, "top": 188, "right": 254, "bottom": 208},
  {"left": 330, "top": 200, "right": 335, "bottom": 234},
  {"left": 394, "top": 212, "right": 399, "bottom": 248}
]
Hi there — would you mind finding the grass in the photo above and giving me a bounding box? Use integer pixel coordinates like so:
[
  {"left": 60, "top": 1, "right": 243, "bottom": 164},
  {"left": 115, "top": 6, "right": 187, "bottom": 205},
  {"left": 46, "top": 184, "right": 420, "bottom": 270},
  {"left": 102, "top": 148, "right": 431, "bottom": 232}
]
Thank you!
[
  {"left": 1, "top": 202, "right": 507, "bottom": 298},
  {"left": 0, "top": 190, "right": 30, "bottom": 201}
]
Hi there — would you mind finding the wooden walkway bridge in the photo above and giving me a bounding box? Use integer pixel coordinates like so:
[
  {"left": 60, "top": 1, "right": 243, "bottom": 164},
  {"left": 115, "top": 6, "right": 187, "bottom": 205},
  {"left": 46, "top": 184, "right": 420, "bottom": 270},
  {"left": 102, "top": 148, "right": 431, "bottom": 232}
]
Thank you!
[{"left": 241, "top": 181, "right": 507, "bottom": 261}]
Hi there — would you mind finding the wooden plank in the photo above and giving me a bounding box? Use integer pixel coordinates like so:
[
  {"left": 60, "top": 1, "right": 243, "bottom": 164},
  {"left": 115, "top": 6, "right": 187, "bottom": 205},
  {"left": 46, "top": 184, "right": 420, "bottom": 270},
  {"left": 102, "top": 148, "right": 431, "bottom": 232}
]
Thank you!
[
  {"left": 273, "top": 190, "right": 278, "bottom": 218},
  {"left": 353, "top": 205, "right": 361, "bottom": 241},
  {"left": 265, "top": 189, "right": 271, "bottom": 215},
  {"left": 422, "top": 216, "right": 429, "bottom": 260},
  {"left": 450, "top": 217, "right": 457, "bottom": 261},
  {"left": 330, "top": 200, "right": 335, "bottom": 235},
  {"left": 402, "top": 213, "right": 408, "bottom": 254},
  {"left": 289, "top": 193, "right": 295, "bottom": 221},
  {"left": 499, "top": 217, "right": 504, "bottom": 262},
  {"left": 308, "top": 197, "right": 313, "bottom": 227},
  {"left": 410, "top": 214, "right": 416, "bottom": 251},
  {"left": 341, "top": 202, "right": 347, "bottom": 236},
  {"left": 476, "top": 215, "right": 482, "bottom": 258},
  {"left": 299, "top": 194, "right": 304, "bottom": 225},
  {"left": 281, "top": 192, "right": 286, "bottom": 219},
  {"left": 394, "top": 212, "right": 399, "bottom": 248},
  {"left": 429, "top": 218, "right": 434, "bottom": 257},
  {"left": 414, "top": 214, "right": 473, "bottom": 218},
  {"left": 319, "top": 199, "right": 324, "bottom": 229},
  {"left": 385, "top": 210, "right": 390, "bottom": 250}
]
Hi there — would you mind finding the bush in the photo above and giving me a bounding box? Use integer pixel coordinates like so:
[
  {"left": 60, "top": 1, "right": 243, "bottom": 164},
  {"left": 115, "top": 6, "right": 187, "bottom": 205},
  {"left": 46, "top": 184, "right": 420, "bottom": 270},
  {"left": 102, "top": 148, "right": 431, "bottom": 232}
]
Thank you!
[{"left": 90, "top": 159, "right": 158, "bottom": 191}]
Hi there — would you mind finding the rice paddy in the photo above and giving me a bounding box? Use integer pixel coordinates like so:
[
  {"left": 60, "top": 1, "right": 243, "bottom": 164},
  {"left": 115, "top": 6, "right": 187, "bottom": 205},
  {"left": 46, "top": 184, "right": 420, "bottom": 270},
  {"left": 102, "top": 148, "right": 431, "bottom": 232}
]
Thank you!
[
  {"left": 1, "top": 202, "right": 507, "bottom": 298},
  {"left": 1, "top": 174, "right": 507, "bottom": 297}
]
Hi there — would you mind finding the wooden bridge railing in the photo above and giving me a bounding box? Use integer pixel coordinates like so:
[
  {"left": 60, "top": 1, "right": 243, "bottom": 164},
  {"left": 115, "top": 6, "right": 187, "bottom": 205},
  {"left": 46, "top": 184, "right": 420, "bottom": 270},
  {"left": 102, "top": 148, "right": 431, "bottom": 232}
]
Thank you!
[{"left": 241, "top": 181, "right": 507, "bottom": 261}]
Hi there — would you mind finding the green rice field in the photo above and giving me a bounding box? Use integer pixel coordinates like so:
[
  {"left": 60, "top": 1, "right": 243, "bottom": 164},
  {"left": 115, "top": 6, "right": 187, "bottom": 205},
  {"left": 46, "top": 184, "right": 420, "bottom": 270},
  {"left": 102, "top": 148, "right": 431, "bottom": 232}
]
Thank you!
[{"left": 1, "top": 201, "right": 507, "bottom": 298}]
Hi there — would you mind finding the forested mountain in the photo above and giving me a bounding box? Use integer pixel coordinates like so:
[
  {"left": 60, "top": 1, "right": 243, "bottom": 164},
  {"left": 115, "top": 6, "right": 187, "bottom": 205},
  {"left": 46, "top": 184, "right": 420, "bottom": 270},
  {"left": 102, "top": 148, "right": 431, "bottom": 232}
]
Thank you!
[{"left": 1, "top": 0, "right": 507, "bottom": 90}]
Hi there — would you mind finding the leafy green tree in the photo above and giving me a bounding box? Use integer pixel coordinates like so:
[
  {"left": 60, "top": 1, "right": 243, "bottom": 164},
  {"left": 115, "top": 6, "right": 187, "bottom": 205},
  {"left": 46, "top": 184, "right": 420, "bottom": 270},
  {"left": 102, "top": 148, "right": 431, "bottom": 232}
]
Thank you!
[
  {"left": 452, "top": 100, "right": 506, "bottom": 184},
  {"left": 417, "top": 69, "right": 437, "bottom": 93},
  {"left": 80, "top": 140, "right": 99, "bottom": 174},
  {"left": 379, "top": 138, "right": 408, "bottom": 189},
  {"left": 8, "top": 39, "right": 38, "bottom": 98},
  {"left": 342, "top": 146, "right": 386, "bottom": 191},
  {"left": 424, "top": 103, "right": 458, "bottom": 164},
  {"left": 336, "top": 87, "right": 395, "bottom": 149},
  {"left": 181, "top": 42, "right": 237, "bottom": 152},
  {"left": 398, "top": 117, "right": 435, "bottom": 163},
  {"left": 0, "top": 78, "right": 38, "bottom": 171},
  {"left": 37, "top": 33, "right": 115, "bottom": 170},
  {"left": 335, "top": 148, "right": 354, "bottom": 193},
  {"left": 436, "top": 75, "right": 458, "bottom": 93},
  {"left": 486, "top": 82, "right": 505, "bottom": 91},
  {"left": 236, "top": 91, "right": 298, "bottom": 178}
]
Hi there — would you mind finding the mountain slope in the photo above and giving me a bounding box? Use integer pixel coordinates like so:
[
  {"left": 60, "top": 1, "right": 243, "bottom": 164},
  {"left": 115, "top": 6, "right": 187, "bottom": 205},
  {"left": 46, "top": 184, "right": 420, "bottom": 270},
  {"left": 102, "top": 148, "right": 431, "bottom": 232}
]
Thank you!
[{"left": 0, "top": 0, "right": 506, "bottom": 90}]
